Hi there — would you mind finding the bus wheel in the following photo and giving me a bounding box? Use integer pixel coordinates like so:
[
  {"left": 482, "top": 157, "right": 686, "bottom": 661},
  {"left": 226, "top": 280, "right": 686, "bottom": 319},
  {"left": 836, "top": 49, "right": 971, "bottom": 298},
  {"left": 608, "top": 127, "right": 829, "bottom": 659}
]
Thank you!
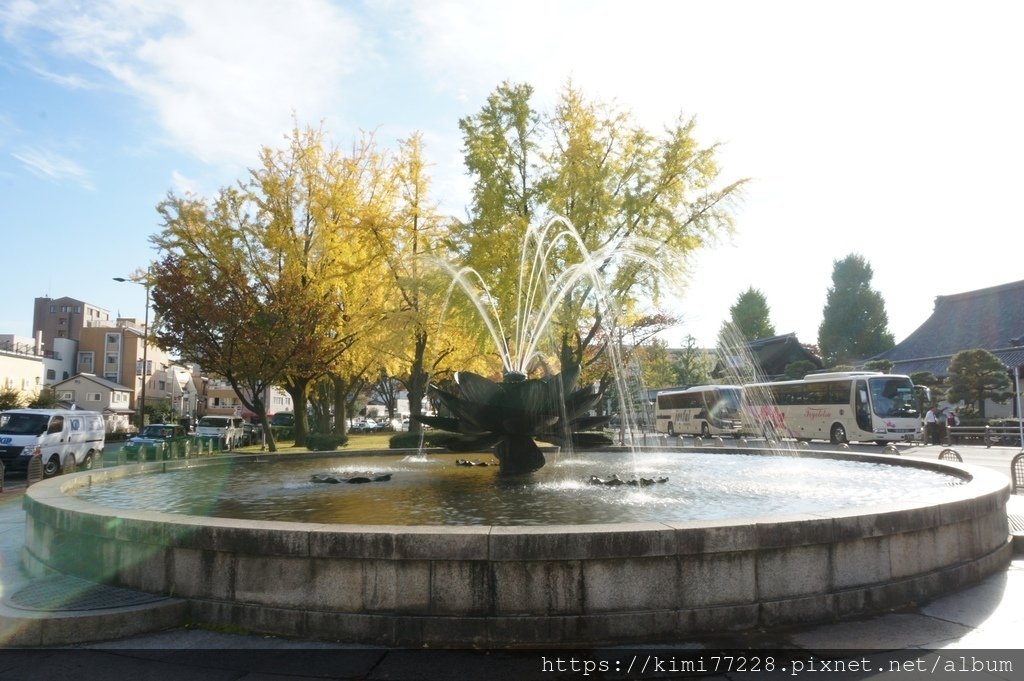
[
  {"left": 81, "top": 452, "right": 95, "bottom": 470},
  {"left": 830, "top": 423, "right": 848, "bottom": 444},
  {"left": 667, "top": 424, "right": 674, "bottom": 436},
  {"left": 701, "top": 423, "right": 711, "bottom": 438},
  {"left": 43, "top": 455, "right": 62, "bottom": 478}
]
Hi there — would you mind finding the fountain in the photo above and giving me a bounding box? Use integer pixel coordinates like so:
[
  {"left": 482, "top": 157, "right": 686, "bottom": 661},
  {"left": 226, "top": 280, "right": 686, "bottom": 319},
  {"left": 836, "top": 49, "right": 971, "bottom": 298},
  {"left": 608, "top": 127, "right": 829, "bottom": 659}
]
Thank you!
[
  {"left": 414, "top": 360, "right": 612, "bottom": 476},
  {"left": 18, "top": 218, "right": 1012, "bottom": 647}
]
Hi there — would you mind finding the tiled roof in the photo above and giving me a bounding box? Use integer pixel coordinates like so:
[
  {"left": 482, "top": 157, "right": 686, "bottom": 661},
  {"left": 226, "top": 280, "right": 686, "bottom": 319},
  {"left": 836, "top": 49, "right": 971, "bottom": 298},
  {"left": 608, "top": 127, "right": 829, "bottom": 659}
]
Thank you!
[
  {"left": 877, "top": 279, "right": 1024, "bottom": 374},
  {"left": 53, "top": 373, "right": 132, "bottom": 392}
]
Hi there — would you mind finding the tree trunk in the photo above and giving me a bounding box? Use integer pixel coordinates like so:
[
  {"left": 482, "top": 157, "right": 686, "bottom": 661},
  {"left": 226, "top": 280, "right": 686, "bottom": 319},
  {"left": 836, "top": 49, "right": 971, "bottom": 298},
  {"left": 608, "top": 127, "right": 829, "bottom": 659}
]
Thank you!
[
  {"left": 284, "top": 377, "right": 310, "bottom": 447},
  {"left": 406, "top": 331, "right": 429, "bottom": 434},
  {"left": 333, "top": 374, "right": 347, "bottom": 435}
]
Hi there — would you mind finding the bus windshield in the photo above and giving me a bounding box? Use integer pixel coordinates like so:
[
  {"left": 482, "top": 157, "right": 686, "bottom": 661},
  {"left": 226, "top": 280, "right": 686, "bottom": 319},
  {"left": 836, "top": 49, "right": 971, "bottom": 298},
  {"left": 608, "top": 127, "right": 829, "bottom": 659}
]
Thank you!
[{"left": 868, "top": 376, "right": 918, "bottom": 418}]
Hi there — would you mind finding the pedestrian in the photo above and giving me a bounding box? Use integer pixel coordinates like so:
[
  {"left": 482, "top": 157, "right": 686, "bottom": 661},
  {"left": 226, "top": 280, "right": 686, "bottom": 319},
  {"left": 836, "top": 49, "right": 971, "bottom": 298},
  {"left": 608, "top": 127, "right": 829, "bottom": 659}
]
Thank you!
[
  {"left": 945, "top": 410, "right": 959, "bottom": 445},
  {"left": 924, "top": 407, "right": 938, "bottom": 445}
]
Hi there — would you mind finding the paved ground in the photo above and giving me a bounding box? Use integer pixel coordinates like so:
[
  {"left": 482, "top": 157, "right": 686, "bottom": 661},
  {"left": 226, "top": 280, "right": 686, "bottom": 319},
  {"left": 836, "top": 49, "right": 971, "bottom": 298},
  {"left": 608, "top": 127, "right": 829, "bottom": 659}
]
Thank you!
[{"left": 0, "top": 442, "right": 1020, "bottom": 679}]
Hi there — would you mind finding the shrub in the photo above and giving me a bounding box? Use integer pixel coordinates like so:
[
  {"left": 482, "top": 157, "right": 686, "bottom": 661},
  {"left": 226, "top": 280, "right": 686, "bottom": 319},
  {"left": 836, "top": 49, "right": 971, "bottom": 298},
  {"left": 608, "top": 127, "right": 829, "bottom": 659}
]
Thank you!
[
  {"left": 389, "top": 431, "right": 457, "bottom": 449},
  {"left": 306, "top": 432, "right": 349, "bottom": 451}
]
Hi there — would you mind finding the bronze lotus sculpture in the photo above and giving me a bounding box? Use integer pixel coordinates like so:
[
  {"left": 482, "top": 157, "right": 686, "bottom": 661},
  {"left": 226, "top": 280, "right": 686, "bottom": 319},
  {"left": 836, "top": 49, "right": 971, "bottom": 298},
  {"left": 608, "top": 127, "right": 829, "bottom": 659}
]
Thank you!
[{"left": 415, "top": 364, "right": 613, "bottom": 476}]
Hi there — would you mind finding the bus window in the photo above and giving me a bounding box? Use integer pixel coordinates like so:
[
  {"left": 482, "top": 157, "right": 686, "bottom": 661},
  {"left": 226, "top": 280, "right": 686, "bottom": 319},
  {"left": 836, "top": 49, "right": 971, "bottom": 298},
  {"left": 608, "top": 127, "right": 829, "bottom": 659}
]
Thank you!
[{"left": 855, "top": 380, "right": 872, "bottom": 432}]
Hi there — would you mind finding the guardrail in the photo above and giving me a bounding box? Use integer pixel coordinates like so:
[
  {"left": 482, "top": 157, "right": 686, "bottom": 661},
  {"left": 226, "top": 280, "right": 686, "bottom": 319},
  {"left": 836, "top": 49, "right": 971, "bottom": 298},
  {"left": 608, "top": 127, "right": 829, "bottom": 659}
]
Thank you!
[{"left": 948, "top": 425, "right": 1023, "bottom": 448}]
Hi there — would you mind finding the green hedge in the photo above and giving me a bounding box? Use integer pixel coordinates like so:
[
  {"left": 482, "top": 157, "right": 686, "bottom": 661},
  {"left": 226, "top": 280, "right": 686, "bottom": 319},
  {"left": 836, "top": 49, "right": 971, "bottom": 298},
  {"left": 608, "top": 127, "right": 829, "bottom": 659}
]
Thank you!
[
  {"left": 954, "top": 417, "right": 1021, "bottom": 428},
  {"left": 305, "top": 432, "right": 349, "bottom": 451},
  {"left": 388, "top": 431, "right": 457, "bottom": 449}
]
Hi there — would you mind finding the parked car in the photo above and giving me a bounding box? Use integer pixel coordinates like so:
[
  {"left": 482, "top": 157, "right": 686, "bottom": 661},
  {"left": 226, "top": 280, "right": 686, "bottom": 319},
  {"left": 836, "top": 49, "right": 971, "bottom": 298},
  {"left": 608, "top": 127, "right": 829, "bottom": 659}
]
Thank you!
[
  {"left": 270, "top": 412, "right": 295, "bottom": 427},
  {"left": 123, "top": 424, "right": 191, "bottom": 460},
  {"left": 241, "top": 422, "right": 263, "bottom": 445},
  {"left": 195, "top": 416, "right": 245, "bottom": 449},
  {"left": 350, "top": 418, "right": 381, "bottom": 433}
]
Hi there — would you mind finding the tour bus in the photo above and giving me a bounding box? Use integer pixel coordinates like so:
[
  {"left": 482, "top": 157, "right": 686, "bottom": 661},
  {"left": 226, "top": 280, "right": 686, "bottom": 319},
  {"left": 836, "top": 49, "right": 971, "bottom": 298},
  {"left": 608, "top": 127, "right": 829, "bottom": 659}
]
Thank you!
[
  {"left": 654, "top": 385, "right": 744, "bottom": 437},
  {"left": 742, "top": 372, "right": 921, "bottom": 444}
]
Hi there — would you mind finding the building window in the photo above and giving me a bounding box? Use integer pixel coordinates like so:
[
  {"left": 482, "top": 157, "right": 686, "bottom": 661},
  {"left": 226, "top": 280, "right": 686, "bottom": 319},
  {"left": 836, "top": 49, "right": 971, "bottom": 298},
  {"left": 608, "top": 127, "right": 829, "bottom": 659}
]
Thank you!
[
  {"left": 106, "top": 333, "right": 119, "bottom": 344},
  {"left": 74, "top": 306, "right": 82, "bottom": 313},
  {"left": 87, "top": 393, "right": 101, "bottom": 402},
  {"left": 50, "top": 305, "right": 56, "bottom": 314},
  {"left": 46, "top": 369, "right": 56, "bottom": 380},
  {"left": 79, "top": 352, "right": 94, "bottom": 373},
  {"left": 104, "top": 373, "right": 118, "bottom": 382},
  {"left": 158, "top": 381, "right": 166, "bottom": 391},
  {"left": 59, "top": 391, "right": 74, "bottom": 400}
]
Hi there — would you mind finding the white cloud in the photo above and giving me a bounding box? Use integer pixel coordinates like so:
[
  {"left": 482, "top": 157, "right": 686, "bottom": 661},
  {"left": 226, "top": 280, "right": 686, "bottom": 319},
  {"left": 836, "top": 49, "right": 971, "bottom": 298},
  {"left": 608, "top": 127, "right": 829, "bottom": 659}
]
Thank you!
[
  {"left": 11, "top": 145, "right": 93, "bottom": 189},
  {"left": 169, "top": 169, "right": 198, "bottom": 196},
  {"left": 5, "top": 0, "right": 373, "bottom": 167}
]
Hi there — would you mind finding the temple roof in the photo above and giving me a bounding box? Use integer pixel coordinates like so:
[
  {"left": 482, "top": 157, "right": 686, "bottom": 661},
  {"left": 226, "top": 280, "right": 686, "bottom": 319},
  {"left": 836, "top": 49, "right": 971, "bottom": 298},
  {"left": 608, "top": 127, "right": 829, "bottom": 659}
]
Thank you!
[{"left": 876, "top": 279, "right": 1024, "bottom": 376}]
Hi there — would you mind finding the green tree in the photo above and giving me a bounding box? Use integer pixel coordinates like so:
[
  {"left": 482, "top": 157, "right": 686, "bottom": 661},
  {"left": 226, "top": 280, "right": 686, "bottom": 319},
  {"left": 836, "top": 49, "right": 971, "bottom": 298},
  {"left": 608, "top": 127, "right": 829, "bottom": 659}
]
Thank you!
[
  {"left": 151, "top": 125, "right": 378, "bottom": 449},
  {"left": 945, "top": 349, "right": 1013, "bottom": 418},
  {"left": 457, "top": 80, "right": 746, "bottom": 372},
  {"left": 673, "top": 335, "right": 713, "bottom": 386},
  {"left": 367, "top": 133, "right": 490, "bottom": 433},
  {"left": 863, "top": 359, "right": 894, "bottom": 374},
  {"left": 784, "top": 360, "right": 818, "bottom": 380},
  {"left": 151, "top": 196, "right": 302, "bottom": 452},
  {"left": 817, "top": 254, "right": 895, "bottom": 365},
  {"left": 0, "top": 387, "right": 24, "bottom": 410},
  {"left": 718, "top": 287, "right": 775, "bottom": 343}
]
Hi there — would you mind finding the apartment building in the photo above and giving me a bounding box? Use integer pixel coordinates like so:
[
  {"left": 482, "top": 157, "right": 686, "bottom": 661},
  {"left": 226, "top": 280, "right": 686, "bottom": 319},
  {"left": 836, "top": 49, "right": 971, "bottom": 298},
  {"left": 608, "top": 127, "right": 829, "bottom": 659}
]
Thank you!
[
  {"left": 77, "top": 318, "right": 173, "bottom": 413},
  {"left": 205, "top": 376, "right": 293, "bottom": 420},
  {"left": 33, "top": 296, "right": 111, "bottom": 348},
  {"left": 0, "top": 334, "right": 43, "bottom": 402}
]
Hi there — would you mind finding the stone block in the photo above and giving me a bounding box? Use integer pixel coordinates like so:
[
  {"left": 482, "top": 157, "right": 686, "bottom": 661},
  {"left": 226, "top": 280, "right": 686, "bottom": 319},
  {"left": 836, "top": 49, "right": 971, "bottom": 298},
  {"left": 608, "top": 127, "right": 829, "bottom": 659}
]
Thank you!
[
  {"left": 671, "top": 521, "right": 758, "bottom": 554},
  {"left": 429, "top": 560, "right": 491, "bottom": 615},
  {"left": 678, "top": 551, "right": 756, "bottom": 607},
  {"left": 756, "top": 517, "right": 833, "bottom": 549},
  {"left": 491, "top": 558, "right": 583, "bottom": 615},
  {"left": 831, "top": 535, "right": 891, "bottom": 589},
  {"left": 677, "top": 602, "right": 760, "bottom": 635},
  {"left": 759, "top": 593, "right": 833, "bottom": 627},
  {"left": 363, "top": 559, "right": 431, "bottom": 613},
  {"left": 582, "top": 556, "right": 677, "bottom": 612},
  {"left": 489, "top": 524, "right": 675, "bottom": 561},
  {"left": 756, "top": 545, "right": 830, "bottom": 599},
  {"left": 168, "top": 547, "right": 235, "bottom": 599},
  {"left": 889, "top": 528, "right": 939, "bottom": 579}
]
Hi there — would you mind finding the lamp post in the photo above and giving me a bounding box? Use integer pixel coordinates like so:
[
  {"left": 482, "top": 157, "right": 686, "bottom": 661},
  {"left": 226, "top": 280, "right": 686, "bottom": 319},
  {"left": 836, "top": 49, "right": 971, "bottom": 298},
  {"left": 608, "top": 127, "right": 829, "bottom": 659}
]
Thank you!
[
  {"left": 1016, "top": 365, "right": 1023, "bottom": 451},
  {"left": 114, "top": 276, "right": 150, "bottom": 430}
]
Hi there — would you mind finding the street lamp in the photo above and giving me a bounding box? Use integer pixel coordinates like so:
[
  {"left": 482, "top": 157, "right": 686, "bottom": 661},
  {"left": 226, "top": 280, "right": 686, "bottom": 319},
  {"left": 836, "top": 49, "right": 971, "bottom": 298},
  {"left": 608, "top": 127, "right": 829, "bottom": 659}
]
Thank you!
[
  {"left": 1010, "top": 337, "right": 1024, "bottom": 452},
  {"left": 114, "top": 275, "right": 150, "bottom": 430}
]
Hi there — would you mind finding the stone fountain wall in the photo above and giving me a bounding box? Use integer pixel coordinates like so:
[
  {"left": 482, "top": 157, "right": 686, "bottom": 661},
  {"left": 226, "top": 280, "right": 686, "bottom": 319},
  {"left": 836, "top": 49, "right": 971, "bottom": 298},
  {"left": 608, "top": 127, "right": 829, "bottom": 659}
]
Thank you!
[{"left": 21, "top": 453, "right": 1012, "bottom": 647}]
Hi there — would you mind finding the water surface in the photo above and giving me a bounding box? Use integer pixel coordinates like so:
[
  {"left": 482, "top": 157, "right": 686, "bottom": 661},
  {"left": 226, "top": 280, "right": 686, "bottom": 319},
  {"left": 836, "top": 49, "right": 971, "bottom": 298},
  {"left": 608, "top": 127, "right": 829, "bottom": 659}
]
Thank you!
[{"left": 75, "top": 451, "right": 964, "bottom": 526}]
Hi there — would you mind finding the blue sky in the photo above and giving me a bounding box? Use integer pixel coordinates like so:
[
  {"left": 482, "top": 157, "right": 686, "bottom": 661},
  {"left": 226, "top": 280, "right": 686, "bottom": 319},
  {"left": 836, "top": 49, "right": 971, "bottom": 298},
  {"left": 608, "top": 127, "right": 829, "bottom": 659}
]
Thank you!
[{"left": 1, "top": 0, "right": 1021, "bottom": 350}]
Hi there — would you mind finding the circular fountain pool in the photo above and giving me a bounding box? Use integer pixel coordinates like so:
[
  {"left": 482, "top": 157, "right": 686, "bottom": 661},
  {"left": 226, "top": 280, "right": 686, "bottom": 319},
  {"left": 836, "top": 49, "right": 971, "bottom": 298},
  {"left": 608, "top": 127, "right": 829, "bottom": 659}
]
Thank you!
[
  {"left": 75, "top": 450, "right": 967, "bottom": 525},
  {"left": 22, "top": 448, "right": 1012, "bottom": 647}
]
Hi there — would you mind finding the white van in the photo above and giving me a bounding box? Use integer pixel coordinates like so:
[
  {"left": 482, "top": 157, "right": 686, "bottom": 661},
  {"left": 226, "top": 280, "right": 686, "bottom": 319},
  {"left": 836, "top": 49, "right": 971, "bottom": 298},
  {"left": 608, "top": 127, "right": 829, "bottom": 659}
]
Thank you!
[
  {"left": 0, "top": 409, "right": 106, "bottom": 477},
  {"left": 196, "top": 415, "right": 245, "bottom": 449}
]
